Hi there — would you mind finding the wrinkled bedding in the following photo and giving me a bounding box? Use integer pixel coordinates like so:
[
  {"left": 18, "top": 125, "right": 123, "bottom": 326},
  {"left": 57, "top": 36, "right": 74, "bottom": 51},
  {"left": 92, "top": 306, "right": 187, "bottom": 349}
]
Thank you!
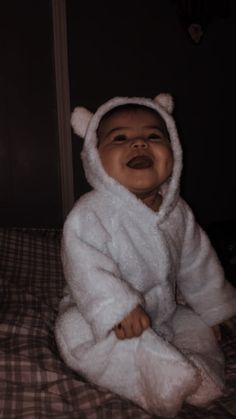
[{"left": 0, "top": 228, "right": 236, "bottom": 418}]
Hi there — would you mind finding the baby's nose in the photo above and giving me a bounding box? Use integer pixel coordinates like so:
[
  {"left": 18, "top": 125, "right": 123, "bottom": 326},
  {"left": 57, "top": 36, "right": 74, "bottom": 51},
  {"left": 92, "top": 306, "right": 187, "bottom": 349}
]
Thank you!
[{"left": 130, "top": 138, "right": 148, "bottom": 148}]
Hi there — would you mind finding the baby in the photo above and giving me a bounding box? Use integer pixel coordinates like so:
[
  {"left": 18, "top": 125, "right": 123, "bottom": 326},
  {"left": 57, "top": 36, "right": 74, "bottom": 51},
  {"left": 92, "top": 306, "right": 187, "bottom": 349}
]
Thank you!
[{"left": 55, "top": 94, "right": 236, "bottom": 417}]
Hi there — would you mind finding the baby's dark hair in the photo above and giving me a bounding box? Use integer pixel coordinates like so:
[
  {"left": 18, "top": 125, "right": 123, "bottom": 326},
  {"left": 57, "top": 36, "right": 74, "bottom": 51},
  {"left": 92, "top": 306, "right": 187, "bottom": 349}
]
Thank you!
[{"left": 97, "top": 104, "right": 169, "bottom": 143}]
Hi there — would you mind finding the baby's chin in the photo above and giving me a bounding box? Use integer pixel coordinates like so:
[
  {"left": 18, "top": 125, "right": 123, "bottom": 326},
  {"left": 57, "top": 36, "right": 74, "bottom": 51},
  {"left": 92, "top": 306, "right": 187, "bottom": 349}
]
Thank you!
[{"left": 128, "top": 186, "right": 161, "bottom": 199}]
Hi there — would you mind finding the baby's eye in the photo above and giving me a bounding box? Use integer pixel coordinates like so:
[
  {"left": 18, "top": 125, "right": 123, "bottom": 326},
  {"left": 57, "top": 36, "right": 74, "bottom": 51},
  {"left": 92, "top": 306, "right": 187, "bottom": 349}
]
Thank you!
[
  {"left": 112, "top": 134, "right": 127, "bottom": 143},
  {"left": 147, "top": 133, "right": 161, "bottom": 141}
]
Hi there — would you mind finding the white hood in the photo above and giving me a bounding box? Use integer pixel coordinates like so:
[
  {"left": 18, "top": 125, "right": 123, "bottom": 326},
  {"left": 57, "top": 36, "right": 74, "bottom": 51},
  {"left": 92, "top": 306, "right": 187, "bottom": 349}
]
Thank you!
[{"left": 71, "top": 94, "right": 183, "bottom": 224}]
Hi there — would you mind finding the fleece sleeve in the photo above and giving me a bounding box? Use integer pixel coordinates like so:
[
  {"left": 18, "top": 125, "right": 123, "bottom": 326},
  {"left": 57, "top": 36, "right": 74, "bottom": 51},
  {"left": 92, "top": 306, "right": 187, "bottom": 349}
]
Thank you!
[
  {"left": 61, "top": 212, "right": 143, "bottom": 341},
  {"left": 177, "top": 203, "right": 236, "bottom": 326}
]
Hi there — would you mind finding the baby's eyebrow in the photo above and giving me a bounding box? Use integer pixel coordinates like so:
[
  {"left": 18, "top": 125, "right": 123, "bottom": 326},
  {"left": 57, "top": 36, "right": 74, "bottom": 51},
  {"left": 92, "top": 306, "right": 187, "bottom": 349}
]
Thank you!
[
  {"left": 104, "top": 125, "right": 166, "bottom": 138},
  {"left": 143, "top": 125, "right": 167, "bottom": 135},
  {"left": 104, "top": 126, "right": 130, "bottom": 138}
]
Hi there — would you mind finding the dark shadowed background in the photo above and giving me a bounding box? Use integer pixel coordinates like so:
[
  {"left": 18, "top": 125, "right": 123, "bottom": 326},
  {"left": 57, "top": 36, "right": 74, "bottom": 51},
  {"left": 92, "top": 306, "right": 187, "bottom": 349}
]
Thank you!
[{"left": 1, "top": 0, "right": 235, "bottom": 228}]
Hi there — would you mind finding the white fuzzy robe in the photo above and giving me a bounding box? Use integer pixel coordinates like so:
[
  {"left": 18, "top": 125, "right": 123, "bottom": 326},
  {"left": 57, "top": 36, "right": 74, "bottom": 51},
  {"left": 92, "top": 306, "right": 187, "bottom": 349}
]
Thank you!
[{"left": 55, "top": 95, "right": 236, "bottom": 417}]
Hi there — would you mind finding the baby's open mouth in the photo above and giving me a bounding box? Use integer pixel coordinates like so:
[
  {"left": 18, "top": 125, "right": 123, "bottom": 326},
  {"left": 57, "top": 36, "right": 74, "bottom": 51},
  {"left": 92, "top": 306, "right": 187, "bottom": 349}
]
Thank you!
[{"left": 127, "top": 155, "right": 153, "bottom": 169}]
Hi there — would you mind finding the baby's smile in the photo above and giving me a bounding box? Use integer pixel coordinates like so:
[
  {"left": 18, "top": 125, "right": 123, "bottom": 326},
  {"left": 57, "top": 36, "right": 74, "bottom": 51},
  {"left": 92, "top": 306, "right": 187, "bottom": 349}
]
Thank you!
[
  {"left": 98, "top": 108, "right": 173, "bottom": 197},
  {"left": 127, "top": 155, "right": 153, "bottom": 169}
]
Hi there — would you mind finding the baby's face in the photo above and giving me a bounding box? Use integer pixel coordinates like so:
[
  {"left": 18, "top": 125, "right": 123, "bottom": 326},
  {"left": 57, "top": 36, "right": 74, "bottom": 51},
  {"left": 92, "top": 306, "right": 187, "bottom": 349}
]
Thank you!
[{"left": 97, "top": 108, "right": 173, "bottom": 198}]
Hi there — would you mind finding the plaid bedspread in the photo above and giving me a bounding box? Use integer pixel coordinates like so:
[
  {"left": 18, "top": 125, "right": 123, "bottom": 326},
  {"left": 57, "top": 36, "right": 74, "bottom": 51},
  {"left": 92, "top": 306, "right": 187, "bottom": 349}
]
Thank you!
[{"left": 0, "top": 228, "right": 236, "bottom": 419}]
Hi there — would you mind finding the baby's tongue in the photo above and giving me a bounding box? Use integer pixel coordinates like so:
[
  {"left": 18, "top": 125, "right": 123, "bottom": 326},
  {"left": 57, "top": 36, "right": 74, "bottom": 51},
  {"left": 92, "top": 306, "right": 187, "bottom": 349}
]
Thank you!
[{"left": 127, "top": 156, "right": 153, "bottom": 169}]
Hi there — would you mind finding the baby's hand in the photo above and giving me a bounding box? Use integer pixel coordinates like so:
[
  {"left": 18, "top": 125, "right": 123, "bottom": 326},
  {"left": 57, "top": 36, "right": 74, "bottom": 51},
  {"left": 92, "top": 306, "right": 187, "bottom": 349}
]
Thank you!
[{"left": 114, "top": 305, "right": 150, "bottom": 339}]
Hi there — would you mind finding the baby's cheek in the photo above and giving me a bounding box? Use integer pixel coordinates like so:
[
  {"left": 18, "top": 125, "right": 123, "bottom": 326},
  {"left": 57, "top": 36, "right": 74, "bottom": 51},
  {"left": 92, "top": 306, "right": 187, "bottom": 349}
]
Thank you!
[{"left": 166, "top": 151, "right": 174, "bottom": 175}]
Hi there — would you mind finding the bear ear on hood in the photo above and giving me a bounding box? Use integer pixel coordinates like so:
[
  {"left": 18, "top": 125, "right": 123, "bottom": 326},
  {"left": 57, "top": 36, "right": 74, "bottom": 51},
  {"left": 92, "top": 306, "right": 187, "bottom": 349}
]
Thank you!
[
  {"left": 153, "top": 93, "right": 174, "bottom": 114},
  {"left": 71, "top": 107, "right": 93, "bottom": 138}
]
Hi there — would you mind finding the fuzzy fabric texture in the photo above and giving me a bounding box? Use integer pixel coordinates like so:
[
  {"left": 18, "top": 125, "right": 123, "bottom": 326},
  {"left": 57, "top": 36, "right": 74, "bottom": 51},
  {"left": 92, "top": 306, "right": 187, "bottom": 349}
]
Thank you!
[{"left": 55, "top": 94, "right": 236, "bottom": 417}]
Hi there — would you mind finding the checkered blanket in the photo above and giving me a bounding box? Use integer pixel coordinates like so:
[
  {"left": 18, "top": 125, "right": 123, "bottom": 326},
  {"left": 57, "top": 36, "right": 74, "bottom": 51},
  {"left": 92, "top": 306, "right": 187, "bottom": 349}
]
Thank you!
[{"left": 0, "top": 228, "right": 236, "bottom": 418}]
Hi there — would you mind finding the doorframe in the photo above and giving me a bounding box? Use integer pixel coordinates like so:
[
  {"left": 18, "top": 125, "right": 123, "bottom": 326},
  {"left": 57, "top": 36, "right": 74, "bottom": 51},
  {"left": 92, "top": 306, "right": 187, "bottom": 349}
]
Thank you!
[{"left": 52, "top": 0, "right": 74, "bottom": 220}]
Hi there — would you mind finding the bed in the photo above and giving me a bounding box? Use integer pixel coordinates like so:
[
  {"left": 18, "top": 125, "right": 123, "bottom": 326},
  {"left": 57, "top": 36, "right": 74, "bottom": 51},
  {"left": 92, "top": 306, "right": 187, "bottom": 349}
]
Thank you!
[{"left": 0, "top": 227, "right": 236, "bottom": 418}]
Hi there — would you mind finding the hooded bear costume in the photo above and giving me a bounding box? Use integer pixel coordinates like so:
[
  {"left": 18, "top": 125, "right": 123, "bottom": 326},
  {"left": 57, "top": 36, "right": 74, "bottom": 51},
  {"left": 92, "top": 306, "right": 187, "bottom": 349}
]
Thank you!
[{"left": 55, "top": 94, "right": 236, "bottom": 417}]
